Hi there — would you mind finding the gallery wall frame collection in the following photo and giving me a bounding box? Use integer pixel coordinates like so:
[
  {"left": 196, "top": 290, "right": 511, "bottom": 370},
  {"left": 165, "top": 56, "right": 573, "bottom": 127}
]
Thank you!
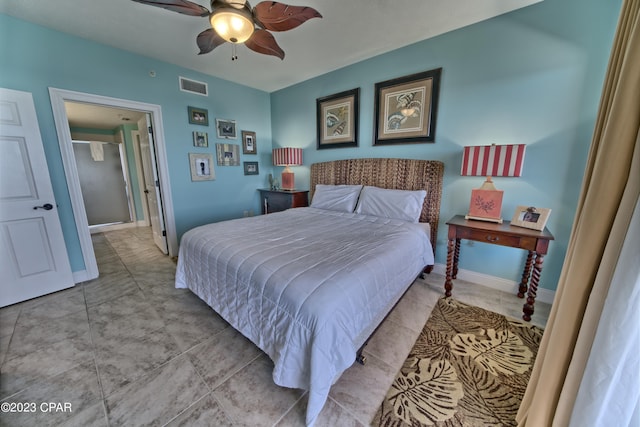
[{"left": 186, "top": 107, "right": 259, "bottom": 180}]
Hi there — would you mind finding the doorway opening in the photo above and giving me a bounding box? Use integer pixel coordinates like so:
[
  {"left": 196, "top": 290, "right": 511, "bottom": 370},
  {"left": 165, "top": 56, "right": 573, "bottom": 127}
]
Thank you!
[
  {"left": 65, "top": 102, "right": 144, "bottom": 233},
  {"left": 49, "top": 88, "right": 177, "bottom": 283}
]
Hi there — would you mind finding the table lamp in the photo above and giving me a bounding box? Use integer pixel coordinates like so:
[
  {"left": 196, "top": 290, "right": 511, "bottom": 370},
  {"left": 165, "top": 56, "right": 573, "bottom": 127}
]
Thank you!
[
  {"left": 461, "top": 143, "right": 526, "bottom": 223},
  {"left": 272, "top": 147, "right": 303, "bottom": 190}
]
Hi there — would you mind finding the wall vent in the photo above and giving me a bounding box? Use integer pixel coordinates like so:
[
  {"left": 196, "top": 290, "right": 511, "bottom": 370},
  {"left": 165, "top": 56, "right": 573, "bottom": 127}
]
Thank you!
[{"left": 179, "top": 76, "right": 208, "bottom": 96}]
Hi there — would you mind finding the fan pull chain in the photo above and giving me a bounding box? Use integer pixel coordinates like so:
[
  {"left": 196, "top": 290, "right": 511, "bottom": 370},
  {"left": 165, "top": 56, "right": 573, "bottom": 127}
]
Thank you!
[{"left": 231, "top": 44, "right": 238, "bottom": 61}]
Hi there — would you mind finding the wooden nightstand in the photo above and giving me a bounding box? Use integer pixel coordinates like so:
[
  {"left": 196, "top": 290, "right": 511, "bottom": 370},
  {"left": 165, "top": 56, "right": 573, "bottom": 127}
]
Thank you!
[
  {"left": 258, "top": 189, "right": 309, "bottom": 214},
  {"left": 444, "top": 215, "right": 555, "bottom": 321}
]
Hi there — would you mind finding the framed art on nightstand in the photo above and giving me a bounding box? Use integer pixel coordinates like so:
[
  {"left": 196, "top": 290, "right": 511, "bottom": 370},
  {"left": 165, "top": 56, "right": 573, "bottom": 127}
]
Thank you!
[{"left": 511, "top": 206, "right": 551, "bottom": 231}]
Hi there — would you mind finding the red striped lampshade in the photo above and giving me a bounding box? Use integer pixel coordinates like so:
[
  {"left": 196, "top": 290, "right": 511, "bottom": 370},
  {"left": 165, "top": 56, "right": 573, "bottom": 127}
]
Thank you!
[
  {"left": 272, "top": 147, "right": 303, "bottom": 166},
  {"left": 461, "top": 144, "right": 526, "bottom": 177}
]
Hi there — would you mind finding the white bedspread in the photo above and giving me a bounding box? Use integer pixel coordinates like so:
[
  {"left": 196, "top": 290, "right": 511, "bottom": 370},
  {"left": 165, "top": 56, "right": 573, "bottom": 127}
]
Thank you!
[{"left": 175, "top": 207, "right": 433, "bottom": 425}]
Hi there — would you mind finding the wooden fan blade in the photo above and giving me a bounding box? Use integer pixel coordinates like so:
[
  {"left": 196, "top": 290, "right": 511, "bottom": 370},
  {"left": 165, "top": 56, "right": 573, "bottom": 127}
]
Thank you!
[
  {"left": 131, "top": 0, "right": 210, "bottom": 17},
  {"left": 253, "top": 1, "right": 322, "bottom": 32},
  {"left": 245, "top": 29, "right": 285, "bottom": 59},
  {"left": 196, "top": 28, "right": 227, "bottom": 54}
]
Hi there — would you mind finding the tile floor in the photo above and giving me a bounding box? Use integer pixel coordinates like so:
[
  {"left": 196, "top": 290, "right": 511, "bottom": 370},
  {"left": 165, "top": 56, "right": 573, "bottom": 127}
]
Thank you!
[{"left": 0, "top": 227, "right": 550, "bottom": 426}]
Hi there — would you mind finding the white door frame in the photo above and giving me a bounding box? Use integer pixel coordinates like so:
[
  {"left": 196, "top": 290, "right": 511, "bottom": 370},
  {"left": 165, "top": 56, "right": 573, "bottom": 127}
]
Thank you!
[
  {"left": 49, "top": 88, "right": 178, "bottom": 283},
  {"left": 131, "top": 130, "right": 151, "bottom": 227}
]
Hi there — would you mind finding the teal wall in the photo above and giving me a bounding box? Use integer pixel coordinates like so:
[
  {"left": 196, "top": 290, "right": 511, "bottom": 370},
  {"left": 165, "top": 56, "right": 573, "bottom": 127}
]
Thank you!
[
  {"left": 0, "top": 0, "right": 621, "bottom": 290},
  {"left": 270, "top": 0, "right": 621, "bottom": 291},
  {"left": 0, "top": 14, "right": 272, "bottom": 272}
]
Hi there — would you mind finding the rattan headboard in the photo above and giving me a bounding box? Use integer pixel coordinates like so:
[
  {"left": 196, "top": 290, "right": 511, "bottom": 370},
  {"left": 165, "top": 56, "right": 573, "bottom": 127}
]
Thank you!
[{"left": 310, "top": 158, "right": 444, "bottom": 252}]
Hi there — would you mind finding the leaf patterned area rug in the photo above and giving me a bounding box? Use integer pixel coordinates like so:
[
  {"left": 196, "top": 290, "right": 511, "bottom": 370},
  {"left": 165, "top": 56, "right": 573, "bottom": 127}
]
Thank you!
[{"left": 372, "top": 298, "right": 544, "bottom": 427}]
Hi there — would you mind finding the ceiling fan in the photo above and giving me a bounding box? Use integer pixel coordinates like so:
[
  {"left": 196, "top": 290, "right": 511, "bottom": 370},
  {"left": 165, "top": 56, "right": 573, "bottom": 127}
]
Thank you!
[{"left": 131, "top": 0, "right": 322, "bottom": 60}]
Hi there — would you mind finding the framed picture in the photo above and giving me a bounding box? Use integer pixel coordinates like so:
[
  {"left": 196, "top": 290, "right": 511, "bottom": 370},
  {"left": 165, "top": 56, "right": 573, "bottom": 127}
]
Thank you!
[
  {"left": 242, "top": 130, "right": 257, "bottom": 154},
  {"left": 189, "top": 153, "right": 215, "bottom": 181},
  {"left": 511, "top": 206, "right": 552, "bottom": 231},
  {"left": 215, "top": 143, "right": 240, "bottom": 166},
  {"left": 192, "top": 131, "right": 208, "bottom": 147},
  {"left": 374, "top": 68, "right": 442, "bottom": 145},
  {"left": 216, "top": 118, "right": 237, "bottom": 139},
  {"left": 188, "top": 106, "right": 209, "bottom": 126},
  {"left": 316, "top": 88, "right": 359, "bottom": 149},
  {"left": 243, "top": 161, "right": 259, "bottom": 175}
]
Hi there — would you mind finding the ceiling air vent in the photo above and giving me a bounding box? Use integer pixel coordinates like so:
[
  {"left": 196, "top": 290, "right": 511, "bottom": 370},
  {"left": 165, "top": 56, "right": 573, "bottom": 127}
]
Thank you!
[{"left": 179, "top": 76, "right": 208, "bottom": 96}]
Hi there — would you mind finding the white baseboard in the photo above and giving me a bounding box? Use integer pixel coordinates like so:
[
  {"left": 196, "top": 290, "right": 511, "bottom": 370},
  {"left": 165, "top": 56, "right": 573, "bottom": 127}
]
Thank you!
[
  {"left": 89, "top": 221, "right": 143, "bottom": 234},
  {"left": 432, "top": 263, "right": 556, "bottom": 304}
]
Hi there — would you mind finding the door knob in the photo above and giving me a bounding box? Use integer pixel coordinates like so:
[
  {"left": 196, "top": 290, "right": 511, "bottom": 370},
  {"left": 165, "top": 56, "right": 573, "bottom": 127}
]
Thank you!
[{"left": 33, "top": 203, "right": 53, "bottom": 210}]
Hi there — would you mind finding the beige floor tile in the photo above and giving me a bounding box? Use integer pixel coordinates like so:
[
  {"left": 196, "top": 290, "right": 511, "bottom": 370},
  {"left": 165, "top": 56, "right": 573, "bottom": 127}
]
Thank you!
[
  {"left": 329, "top": 353, "right": 398, "bottom": 425},
  {"left": 93, "top": 327, "right": 182, "bottom": 396},
  {"left": 165, "top": 393, "right": 235, "bottom": 427},
  {"left": 279, "top": 397, "right": 365, "bottom": 427},
  {"left": 188, "top": 326, "right": 262, "bottom": 390},
  {"left": 213, "top": 355, "right": 304, "bottom": 427},
  {"left": 0, "top": 362, "right": 102, "bottom": 427},
  {"left": 104, "top": 354, "right": 208, "bottom": 426}
]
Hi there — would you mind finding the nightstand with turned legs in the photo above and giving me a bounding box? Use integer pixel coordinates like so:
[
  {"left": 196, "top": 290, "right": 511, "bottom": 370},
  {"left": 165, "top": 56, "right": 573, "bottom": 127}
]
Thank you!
[{"left": 444, "top": 215, "right": 554, "bottom": 321}]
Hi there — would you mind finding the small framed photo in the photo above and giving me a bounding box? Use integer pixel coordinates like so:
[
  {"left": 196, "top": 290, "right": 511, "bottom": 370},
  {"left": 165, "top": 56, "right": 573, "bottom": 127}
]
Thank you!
[
  {"left": 242, "top": 131, "right": 257, "bottom": 154},
  {"left": 511, "top": 206, "right": 551, "bottom": 231},
  {"left": 188, "top": 106, "right": 209, "bottom": 126},
  {"left": 374, "top": 68, "right": 441, "bottom": 145},
  {"left": 243, "top": 161, "right": 259, "bottom": 175},
  {"left": 189, "top": 153, "right": 215, "bottom": 181},
  {"left": 216, "top": 143, "right": 240, "bottom": 166},
  {"left": 216, "top": 118, "right": 237, "bottom": 139},
  {"left": 193, "top": 131, "right": 208, "bottom": 147},
  {"left": 316, "top": 88, "right": 359, "bottom": 149}
]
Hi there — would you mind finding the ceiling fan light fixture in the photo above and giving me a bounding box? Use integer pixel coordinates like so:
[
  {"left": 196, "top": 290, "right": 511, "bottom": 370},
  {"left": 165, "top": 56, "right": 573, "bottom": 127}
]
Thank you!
[{"left": 210, "top": 7, "right": 254, "bottom": 43}]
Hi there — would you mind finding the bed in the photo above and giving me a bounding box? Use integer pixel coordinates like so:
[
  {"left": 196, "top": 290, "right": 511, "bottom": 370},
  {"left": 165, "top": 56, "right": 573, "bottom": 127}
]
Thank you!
[{"left": 175, "top": 158, "right": 444, "bottom": 426}]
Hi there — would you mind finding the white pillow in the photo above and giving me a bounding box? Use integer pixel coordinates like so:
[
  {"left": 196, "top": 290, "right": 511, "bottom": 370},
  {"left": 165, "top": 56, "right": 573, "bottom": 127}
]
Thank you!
[
  {"left": 311, "top": 184, "right": 363, "bottom": 212},
  {"left": 355, "top": 186, "right": 427, "bottom": 223}
]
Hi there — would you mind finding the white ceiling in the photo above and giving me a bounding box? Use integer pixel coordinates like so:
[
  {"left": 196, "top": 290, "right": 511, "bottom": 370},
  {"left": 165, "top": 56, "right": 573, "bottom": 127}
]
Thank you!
[
  {"left": 1, "top": 0, "right": 541, "bottom": 94},
  {"left": 65, "top": 102, "right": 146, "bottom": 130}
]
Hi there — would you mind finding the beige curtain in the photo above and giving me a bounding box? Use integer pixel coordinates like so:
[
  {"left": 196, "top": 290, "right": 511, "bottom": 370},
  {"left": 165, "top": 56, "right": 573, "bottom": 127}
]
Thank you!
[{"left": 516, "top": 0, "right": 640, "bottom": 426}]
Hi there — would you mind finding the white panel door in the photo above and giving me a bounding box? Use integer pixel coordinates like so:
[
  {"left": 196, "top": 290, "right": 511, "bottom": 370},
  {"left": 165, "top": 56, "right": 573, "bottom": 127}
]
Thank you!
[
  {"left": 137, "top": 115, "right": 167, "bottom": 254},
  {"left": 0, "top": 88, "right": 74, "bottom": 307}
]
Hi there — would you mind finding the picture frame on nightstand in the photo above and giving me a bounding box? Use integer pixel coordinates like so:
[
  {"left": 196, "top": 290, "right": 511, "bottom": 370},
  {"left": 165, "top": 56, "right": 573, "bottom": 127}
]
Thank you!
[{"left": 511, "top": 206, "right": 551, "bottom": 231}]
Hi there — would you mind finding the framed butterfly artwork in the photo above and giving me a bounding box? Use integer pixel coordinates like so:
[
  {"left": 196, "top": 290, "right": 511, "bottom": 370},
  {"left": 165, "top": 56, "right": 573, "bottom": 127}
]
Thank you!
[
  {"left": 316, "top": 88, "right": 359, "bottom": 149},
  {"left": 373, "top": 68, "right": 442, "bottom": 145}
]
